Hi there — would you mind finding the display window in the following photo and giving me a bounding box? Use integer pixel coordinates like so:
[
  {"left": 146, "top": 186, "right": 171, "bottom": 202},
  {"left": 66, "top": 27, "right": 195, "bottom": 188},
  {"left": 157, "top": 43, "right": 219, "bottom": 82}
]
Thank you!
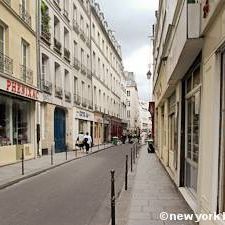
[{"left": 0, "top": 94, "right": 31, "bottom": 146}]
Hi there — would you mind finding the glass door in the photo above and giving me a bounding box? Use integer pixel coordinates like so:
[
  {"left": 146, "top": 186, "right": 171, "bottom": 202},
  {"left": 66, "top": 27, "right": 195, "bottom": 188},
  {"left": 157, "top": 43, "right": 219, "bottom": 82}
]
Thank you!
[{"left": 184, "top": 66, "right": 201, "bottom": 196}]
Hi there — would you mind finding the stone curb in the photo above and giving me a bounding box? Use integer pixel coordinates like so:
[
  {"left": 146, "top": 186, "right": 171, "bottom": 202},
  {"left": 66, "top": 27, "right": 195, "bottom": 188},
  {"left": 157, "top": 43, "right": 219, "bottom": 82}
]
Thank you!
[{"left": 0, "top": 145, "right": 114, "bottom": 190}]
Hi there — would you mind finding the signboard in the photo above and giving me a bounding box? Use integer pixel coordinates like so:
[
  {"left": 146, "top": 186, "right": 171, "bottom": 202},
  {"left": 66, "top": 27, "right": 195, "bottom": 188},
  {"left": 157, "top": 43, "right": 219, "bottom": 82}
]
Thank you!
[
  {"left": 75, "top": 110, "right": 94, "bottom": 121},
  {"left": 0, "top": 77, "right": 40, "bottom": 101}
]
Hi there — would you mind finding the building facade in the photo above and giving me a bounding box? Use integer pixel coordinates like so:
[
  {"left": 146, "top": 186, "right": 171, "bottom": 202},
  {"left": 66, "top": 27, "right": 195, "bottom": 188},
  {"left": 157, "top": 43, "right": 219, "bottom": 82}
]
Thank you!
[
  {"left": 125, "top": 71, "right": 140, "bottom": 134},
  {"left": 153, "top": 0, "right": 225, "bottom": 224},
  {"left": 91, "top": 1, "right": 126, "bottom": 144},
  {"left": 0, "top": 0, "right": 38, "bottom": 165}
]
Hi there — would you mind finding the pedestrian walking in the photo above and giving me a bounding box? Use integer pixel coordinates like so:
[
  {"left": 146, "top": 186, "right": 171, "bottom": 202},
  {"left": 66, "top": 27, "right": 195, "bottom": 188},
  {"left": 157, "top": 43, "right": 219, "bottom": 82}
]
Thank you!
[{"left": 83, "top": 132, "right": 92, "bottom": 154}]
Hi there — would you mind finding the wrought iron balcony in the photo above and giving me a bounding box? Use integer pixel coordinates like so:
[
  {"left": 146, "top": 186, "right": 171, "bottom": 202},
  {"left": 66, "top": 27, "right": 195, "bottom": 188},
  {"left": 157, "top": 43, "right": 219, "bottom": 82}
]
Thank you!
[
  {"left": 74, "top": 94, "right": 81, "bottom": 105},
  {"left": 20, "top": 65, "right": 33, "bottom": 85},
  {"left": 0, "top": 51, "right": 13, "bottom": 75},
  {"left": 54, "top": 38, "right": 62, "bottom": 55},
  {"left": 81, "top": 64, "right": 87, "bottom": 75},
  {"left": 19, "top": 4, "right": 31, "bottom": 26},
  {"left": 63, "top": 9, "right": 69, "bottom": 20},
  {"left": 64, "top": 48, "right": 70, "bottom": 63},
  {"left": 82, "top": 98, "right": 87, "bottom": 108},
  {"left": 55, "top": 86, "right": 63, "bottom": 99},
  {"left": 41, "top": 79, "right": 52, "bottom": 94},
  {"left": 73, "top": 57, "right": 81, "bottom": 70},
  {"left": 87, "top": 99, "right": 93, "bottom": 110},
  {"left": 73, "top": 20, "right": 80, "bottom": 34},
  {"left": 65, "top": 91, "right": 71, "bottom": 102},
  {"left": 41, "top": 23, "right": 51, "bottom": 45}
]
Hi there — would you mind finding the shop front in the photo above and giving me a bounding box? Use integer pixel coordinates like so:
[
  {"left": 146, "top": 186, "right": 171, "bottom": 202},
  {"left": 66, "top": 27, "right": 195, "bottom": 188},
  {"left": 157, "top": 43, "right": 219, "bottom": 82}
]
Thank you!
[
  {"left": 103, "top": 115, "right": 111, "bottom": 142},
  {"left": 74, "top": 109, "right": 94, "bottom": 146},
  {"left": 0, "top": 77, "right": 40, "bottom": 165},
  {"left": 94, "top": 113, "right": 103, "bottom": 145},
  {"left": 110, "top": 116, "right": 122, "bottom": 139}
]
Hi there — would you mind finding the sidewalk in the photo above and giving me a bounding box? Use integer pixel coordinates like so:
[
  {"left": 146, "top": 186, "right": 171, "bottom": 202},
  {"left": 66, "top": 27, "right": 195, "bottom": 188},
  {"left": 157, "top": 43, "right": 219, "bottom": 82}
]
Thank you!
[
  {"left": 116, "top": 145, "right": 195, "bottom": 225},
  {"left": 0, "top": 143, "right": 112, "bottom": 190}
]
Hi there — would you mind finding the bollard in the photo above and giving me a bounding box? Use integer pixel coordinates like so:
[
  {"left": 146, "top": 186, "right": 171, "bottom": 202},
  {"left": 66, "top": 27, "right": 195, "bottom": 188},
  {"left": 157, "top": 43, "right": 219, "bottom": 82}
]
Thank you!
[
  {"left": 65, "top": 145, "right": 68, "bottom": 161},
  {"left": 21, "top": 147, "right": 24, "bottom": 175},
  {"left": 111, "top": 170, "right": 115, "bottom": 225},
  {"left": 125, "top": 155, "right": 128, "bottom": 191},
  {"left": 131, "top": 148, "right": 133, "bottom": 172},
  {"left": 51, "top": 144, "right": 54, "bottom": 165},
  {"left": 133, "top": 146, "right": 135, "bottom": 164}
]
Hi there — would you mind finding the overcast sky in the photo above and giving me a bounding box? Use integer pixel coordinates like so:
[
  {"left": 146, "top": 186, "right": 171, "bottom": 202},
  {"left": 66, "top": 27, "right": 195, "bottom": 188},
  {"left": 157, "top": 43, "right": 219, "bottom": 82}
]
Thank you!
[{"left": 96, "top": 0, "right": 159, "bottom": 101}]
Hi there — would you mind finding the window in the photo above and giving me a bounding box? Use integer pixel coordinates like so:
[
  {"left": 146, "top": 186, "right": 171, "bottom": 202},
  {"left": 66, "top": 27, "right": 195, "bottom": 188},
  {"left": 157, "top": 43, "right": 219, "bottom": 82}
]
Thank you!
[
  {"left": 81, "top": 48, "right": 84, "bottom": 65},
  {"left": 54, "top": 62, "right": 61, "bottom": 87},
  {"left": 74, "top": 41, "right": 78, "bottom": 58},
  {"left": 64, "top": 70, "right": 69, "bottom": 91},
  {"left": 63, "top": 0, "right": 69, "bottom": 17},
  {"left": 74, "top": 77, "right": 78, "bottom": 95},
  {"left": 127, "top": 90, "right": 130, "bottom": 96},
  {"left": 21, "top": 39, "right": 29, "bottom": 67},
  {"left": 92, "top": 23, "right": 95, "bottom": 39},
  {"left": 73, "top": 4, "right": 77, "bottom": 21},
  {"left": 54, "top": 16, "right": 60, "bottom": 41},
  {"left": 86, "top": 23, "right": 89, "bottom": 39},
  {"left": 0, "top": 95, "right": 31, "bottom": 146},
  {"left": 81, "top": 81, "right": 85, "bottom": 99},
  {"left": 64, "top": 27, "right": 69, "bottom": 50},
  {"left": 127, "top": 101, "right": 130, "bottom": 107},
  {"left": 80, "top": 15, "right": 84, "bottom": 31},
  {"left": 98, "top": 57, "right": 100, "bottom": 78},
  {"left": 127, "top": 110, "right": 130, "bottom": 118},
  {"left": 0, "top": 25, "right": 4, "bottom": 53},
  {"left": 97, "top": 32, "right": 100, "bottom": 46},
  {"left": 93, "top": 51, "right": 96, "bottom": 72},
  {"left": 41, "top": 54, "right": 49, "bottom": 81},
  {"left": 87, "top": 54, "right": 90, "bottom": 69}
]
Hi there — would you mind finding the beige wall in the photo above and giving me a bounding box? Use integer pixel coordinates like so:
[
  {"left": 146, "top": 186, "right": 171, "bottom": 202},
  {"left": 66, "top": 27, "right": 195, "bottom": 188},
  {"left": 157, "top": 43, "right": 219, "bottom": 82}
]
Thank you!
[{"left": 0, "top": 1, "right": 37, "bottom": 87}]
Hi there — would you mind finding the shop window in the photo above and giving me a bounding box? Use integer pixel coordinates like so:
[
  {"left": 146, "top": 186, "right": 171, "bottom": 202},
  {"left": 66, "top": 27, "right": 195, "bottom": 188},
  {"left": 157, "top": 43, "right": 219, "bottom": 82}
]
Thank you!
[
  {"left": 13, "top": 100, "right": 31, "bottom": 145},
  {"left": 0, "top": 96, "right": 11, "bottom": 146},
  {"left": 0, "top": 96, "right": 31, "bottom": 146}
]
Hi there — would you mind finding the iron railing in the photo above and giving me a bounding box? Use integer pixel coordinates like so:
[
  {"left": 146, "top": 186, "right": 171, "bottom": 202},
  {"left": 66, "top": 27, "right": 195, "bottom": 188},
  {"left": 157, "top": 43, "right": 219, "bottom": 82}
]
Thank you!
[
  {"left": 73, "top": 20, "right": 80, "bottom": 34},
  {"left": 20, "top": 65, "right": 33, "bottom": 84},
  {"left": 55, "top": 86, "right": 63, "bottom": 98},
  {"left": 19, "top": 4, "right": 31, "bottom": 26},
  {"left": 73, "top": 57, "right": 81, "bottom": 70},
  {"left": 0, "top": 51, "right": 13, "bottom": 75},
  {"left": 42, "top": 79, "right": 52, "bottom": 94},
  {"left": 54, "top": 38, "right": 62, "bottom": 55},
  {"left": 81, "top": 64, "right": 87, "bottom": 75},
  {"left": 74, "top": 94, "right": 81, "bottom": 105}
]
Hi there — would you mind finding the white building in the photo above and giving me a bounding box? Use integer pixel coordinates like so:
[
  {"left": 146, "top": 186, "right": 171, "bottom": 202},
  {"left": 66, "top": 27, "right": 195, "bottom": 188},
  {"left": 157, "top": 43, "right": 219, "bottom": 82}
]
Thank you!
[
  {"left": 125, "top": 71, "right": 140, "bottom": 134},
  {"left": 139, "top": 101, "right": 151, "bottom": 139}
]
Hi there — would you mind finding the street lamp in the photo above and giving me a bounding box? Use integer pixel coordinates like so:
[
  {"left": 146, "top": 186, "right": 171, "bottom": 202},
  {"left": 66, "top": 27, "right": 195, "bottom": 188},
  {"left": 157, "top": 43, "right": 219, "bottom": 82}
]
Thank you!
[{"left": 147, "top": 70, "right": 152, "bottom": 80}]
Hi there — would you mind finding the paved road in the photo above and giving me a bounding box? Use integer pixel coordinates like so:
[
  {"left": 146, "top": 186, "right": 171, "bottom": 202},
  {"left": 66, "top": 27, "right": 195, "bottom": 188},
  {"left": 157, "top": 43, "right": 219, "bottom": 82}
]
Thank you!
[{"left": 0, "top": 144, "right": 133, "bottom": 225}]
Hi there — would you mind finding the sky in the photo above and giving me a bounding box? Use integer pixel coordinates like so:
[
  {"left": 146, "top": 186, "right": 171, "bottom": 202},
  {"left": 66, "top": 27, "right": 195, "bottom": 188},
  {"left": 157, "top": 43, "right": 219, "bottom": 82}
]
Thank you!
[{"left": 96, "top": 0, "right": 159, "bottom": 101}]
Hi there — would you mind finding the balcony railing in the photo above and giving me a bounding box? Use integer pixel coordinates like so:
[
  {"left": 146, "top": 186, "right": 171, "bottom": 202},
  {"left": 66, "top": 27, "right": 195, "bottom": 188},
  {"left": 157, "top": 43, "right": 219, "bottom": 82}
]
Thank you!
[
  {"left": 82, "top": 98, "right": 87, "bottom": 108},
  {"left": 73, "top": 20, "right": 80, "bottom": 34},
  {"left": 87, "top": 99, "right": 93, "bottom": 110},
  {"left": 64, "top": 48, "right": 70, "bottom": 63},
  {"left": 65, "top": 91, "right": 71, "bottom": 102},
  {"left": 63, "top": 9, "right": 69, "bottom": 20},
  {"left": 80, "top": 29, "right": 86, "bottom": 42},
  {"left": 42, "top": 79, "right": 52, "bottom": 94},
  {"left": 0, "top": 51, "right": 13, "bottom": 75},
  {"left": 55, "top": 86, "right": 63, "bottom": 98},
  {"left": 81, "top": 64, "right": 87, "bottom": 75},
  {"left": 54, "top": 38, "right": 62, "bottom": 55},
  {"left": 73, "top": 57, "right": 81, "bottom": 70},
  {"left": 20, "top": 65, "right": 33, "bottom": 85},
  {"left": 19, "top": 4, "right": 31, "bottom": 26},
  {"left": 41, "top": 23, "right": 51, "bottom": 45},
  {"left": 74, "top": 94, "right": 81, "bottom": 105}
]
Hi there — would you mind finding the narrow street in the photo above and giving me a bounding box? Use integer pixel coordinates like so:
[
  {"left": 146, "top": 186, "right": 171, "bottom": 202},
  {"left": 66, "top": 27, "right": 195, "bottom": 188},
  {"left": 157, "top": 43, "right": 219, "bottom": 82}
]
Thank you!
[{"left": 0, "top": 144, "right": 132, "bottom": 225}]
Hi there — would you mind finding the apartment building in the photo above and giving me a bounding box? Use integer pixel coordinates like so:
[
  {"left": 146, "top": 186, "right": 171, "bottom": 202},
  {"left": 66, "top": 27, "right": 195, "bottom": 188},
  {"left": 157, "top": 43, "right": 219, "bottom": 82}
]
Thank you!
[
  {"left": 91, "top": 1, "right": 125, "bottom": 144},
  {"left": 39, "top": 0, "right": 93, "bottom": 153},
  {"left": 153, "top": 1, "right": 225, "bottom": 224},
  {"left": 125, "top": 71, "right": 140, "bottom": 134},
  {"left": 0, "top": 0, "right": 38, "bottom": 165}
]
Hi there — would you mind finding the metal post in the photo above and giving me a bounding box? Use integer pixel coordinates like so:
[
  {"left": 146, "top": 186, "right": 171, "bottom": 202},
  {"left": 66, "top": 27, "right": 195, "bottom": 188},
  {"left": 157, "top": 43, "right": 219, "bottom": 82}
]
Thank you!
[
  {"left": 133, "top": 146, "right": 135, "bottom": 164},
  {"left": 51, "top": 144, "right": 54, "bottom": 165},
  {"left": 131, "top": 148, "right": 133, "bottom": 172},
  {"left": 21, "top": 147, "right": 24, "bottom": 175},
  {"left": 65, "top": 145, "right": 68, "bottom": 161},
  {"left": 111, "top": 170, "right": 115, "bottom": 225},
  {"left": 125, "top": 155, "right": 128, "bottom": 191}
]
